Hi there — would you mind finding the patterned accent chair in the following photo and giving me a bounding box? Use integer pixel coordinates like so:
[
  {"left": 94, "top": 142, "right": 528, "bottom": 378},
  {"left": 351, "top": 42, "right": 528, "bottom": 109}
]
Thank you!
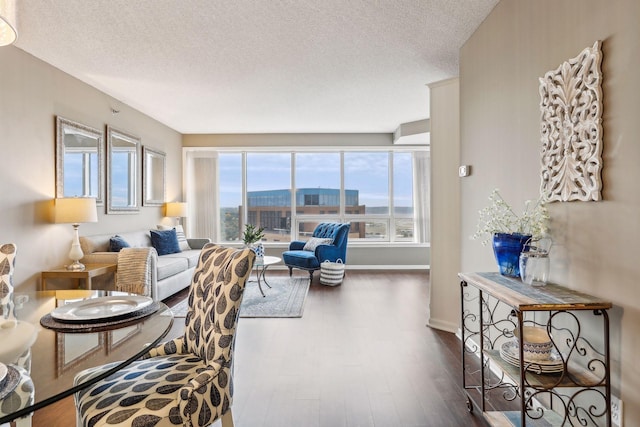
[
  {"left": 74, "top": 244, "right": 255, "bottom": 427},
  {"left": 0, "top": 243, "right": 35, "bottom": 427},
  {"left": 282, "top": 222, "right": 350, "bottom": 279}
]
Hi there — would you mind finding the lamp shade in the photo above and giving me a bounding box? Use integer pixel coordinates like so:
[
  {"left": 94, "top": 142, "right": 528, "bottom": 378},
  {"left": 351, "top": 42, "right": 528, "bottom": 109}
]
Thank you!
[
  {"left": 165, "top": 202, "right": 187, "bottom": 218},
  {"left": 54, "top": 197, "right": 98, "bottom": 224},
  {"left": 0, "top": 0, "right": 17, "bottom": 47}
]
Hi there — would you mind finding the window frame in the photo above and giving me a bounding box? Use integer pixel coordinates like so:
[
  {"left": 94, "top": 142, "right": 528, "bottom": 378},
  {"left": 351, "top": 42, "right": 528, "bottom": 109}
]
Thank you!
[{"left": 184, "top": 146, "right": 429, "bottom": 245}]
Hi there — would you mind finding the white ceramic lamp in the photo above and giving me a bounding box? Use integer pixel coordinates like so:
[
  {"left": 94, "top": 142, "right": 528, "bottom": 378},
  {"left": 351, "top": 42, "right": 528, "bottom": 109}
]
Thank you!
[
  {"left": 0, "top": 0, "right": 18, "bottom": 47},
  {"left": 55, "top": 197, "right": 98, "bottom": 271},
  {"left": 165, "top": 202, "right": 187, "bottom": 226}
]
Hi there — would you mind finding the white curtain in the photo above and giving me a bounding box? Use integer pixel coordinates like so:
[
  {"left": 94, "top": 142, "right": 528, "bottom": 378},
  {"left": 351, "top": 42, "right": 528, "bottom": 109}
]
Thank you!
[
  {"left": 185, "top": 151, "right": 217, "bottom": 240},
  {"left": 413, "top": 150, "right": 430, "bottom": 243}
]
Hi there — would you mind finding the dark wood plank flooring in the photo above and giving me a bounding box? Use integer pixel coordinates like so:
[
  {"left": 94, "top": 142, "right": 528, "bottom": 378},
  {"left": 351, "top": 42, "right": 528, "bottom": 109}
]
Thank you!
[{"left": 34, "top": 270, "right": 486, "bottom": 427}]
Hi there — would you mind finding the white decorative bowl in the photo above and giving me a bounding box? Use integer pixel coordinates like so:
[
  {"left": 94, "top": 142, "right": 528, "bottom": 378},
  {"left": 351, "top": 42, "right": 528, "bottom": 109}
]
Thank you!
[{"left": 513, "top": 326, "right": 553, "bottom": 361}]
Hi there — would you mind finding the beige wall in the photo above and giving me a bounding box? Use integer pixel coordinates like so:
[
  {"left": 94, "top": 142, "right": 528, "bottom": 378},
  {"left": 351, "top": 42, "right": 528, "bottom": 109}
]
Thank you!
[
  {"left": 0, "top": 46, "right": 182, "bottom": 291},
  {"left": 458, "top": 0, "right": 640, "bottom": 422},
  {"left": 427, "top": 78, "right": 460, "bottom": 332}
]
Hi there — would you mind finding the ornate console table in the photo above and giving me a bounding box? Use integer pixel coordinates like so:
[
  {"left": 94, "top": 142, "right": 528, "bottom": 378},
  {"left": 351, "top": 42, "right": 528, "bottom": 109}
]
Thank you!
[{"left": 459, "top": 272, "right": 612, "bottom": 426}]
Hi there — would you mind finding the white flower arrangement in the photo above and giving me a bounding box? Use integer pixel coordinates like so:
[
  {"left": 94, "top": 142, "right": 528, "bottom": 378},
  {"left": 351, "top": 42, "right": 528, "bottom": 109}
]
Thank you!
[{"left": 472, "top": 189, "right": 549, "bottom": 246}]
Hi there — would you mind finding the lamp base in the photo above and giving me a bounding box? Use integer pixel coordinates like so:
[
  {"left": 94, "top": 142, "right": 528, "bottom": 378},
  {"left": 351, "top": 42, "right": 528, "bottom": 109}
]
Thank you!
[{"left": 66, "top": 260, "right": 86, "bottom": 271}]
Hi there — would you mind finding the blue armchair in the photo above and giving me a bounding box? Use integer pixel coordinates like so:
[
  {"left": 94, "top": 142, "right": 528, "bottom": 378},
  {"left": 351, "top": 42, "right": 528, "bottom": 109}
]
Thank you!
[{"left": 282, "top": 222, "right": 350, "bottom": 279}]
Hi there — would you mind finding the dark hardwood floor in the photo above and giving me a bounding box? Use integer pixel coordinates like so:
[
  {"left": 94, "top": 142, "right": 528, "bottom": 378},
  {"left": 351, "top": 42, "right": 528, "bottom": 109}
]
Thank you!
[{"left": 34, "top": 270, "right": 486, "bottom": 427}]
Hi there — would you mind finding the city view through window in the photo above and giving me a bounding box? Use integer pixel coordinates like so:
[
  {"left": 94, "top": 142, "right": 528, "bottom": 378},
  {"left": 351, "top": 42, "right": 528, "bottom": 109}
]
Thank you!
[{"left": 215, "top": 151, "right": 418, "bottom": 243}]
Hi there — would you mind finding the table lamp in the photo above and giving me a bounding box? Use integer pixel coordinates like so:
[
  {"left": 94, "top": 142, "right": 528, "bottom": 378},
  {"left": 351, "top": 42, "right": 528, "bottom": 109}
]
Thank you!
[
  {"left": 54, "top": 197, "right": 98, "bottom": 271},
  {"left": 0, "top": 0, "right": 18, "bottom": 47},
  {"left": 165, "top": 202, "right": 187, "bottom": 226}
]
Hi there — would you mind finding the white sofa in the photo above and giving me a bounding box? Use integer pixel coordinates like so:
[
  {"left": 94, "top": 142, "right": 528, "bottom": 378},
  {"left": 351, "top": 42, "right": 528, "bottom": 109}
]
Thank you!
[{"left": 79, "top": 230, "right": 210, "bottom": 301}]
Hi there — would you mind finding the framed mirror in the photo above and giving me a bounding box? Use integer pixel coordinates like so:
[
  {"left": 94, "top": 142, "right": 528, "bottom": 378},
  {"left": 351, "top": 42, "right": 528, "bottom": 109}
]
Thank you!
[
  {"left": 142, "top": 146, "right": 166, "bottom": 206},
  {"left": 106, "top": 126, "right": 141, "bottom": 214},
  {"left": 56, "top": 116, "right": 104, "bottom": 205}
]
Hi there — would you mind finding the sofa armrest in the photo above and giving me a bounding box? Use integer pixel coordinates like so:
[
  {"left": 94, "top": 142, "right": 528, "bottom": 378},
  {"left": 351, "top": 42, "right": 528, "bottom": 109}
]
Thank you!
[
  {"left": 81, "top": 252, "right": 118, "bottom": 265},
  {"left": 289, "top": 240, "right": 306, "bottom": 250},
  {"left": 187, "top": 238, "right": 211, "bottom": 249}
]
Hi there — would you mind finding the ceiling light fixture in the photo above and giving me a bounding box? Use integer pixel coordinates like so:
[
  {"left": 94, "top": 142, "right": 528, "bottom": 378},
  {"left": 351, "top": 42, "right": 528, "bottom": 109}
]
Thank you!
[{"left": 0, "top": 0, "right": 17, "bottom": 47}]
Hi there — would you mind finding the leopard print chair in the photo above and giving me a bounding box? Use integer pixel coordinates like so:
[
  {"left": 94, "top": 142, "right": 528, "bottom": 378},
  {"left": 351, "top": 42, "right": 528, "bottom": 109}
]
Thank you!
[{"left": 74, "top": 244, "right": 255, "bottom": 427}]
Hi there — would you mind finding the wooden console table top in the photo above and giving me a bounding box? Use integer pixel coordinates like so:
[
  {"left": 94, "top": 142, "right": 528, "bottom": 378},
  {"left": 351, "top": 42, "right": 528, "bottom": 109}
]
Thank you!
[{"left": 459, "top": 271, "right": 612, "bottom": 312}]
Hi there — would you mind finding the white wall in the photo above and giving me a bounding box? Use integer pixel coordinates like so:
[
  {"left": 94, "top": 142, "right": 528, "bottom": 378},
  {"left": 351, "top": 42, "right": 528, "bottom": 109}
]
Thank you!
[
  {"left": 0, "top": 46, "right": 182, "bottom": 291},
  {"left": 458, "top": 0, "right": 640, "bottom": 423}
]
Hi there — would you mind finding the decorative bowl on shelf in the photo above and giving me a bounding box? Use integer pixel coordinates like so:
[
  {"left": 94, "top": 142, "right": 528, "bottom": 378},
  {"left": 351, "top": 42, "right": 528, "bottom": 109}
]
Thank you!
[{"left": 513, "top": 326, "right": 553, "bottom": 361}]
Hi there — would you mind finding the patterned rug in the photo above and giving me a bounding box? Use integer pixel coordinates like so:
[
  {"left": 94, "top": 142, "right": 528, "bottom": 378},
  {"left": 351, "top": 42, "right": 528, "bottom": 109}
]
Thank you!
[{"left": 170, "top": 276, "right": 311, "bottom": 318}]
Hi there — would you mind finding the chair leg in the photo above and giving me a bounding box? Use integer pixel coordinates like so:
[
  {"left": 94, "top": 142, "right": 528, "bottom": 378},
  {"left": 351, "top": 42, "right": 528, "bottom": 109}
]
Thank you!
[
  {"left": 309, "top": 270, "right": 314, "bottom": 280},
  {"left": 221, "top": 409, "right": 234, "bottom": 427},
  {"left": 288, "top": 267, "right": 293, "bottom": 276}
]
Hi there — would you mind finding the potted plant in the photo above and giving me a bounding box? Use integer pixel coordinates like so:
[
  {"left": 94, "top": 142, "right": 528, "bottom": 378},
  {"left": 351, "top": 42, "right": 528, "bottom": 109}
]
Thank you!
[
  {"left": 472, "top": 189, "right": 549, "bottom": 277},
  {"left": 242, "top": 224, "right": 265, "bottom": 258}
]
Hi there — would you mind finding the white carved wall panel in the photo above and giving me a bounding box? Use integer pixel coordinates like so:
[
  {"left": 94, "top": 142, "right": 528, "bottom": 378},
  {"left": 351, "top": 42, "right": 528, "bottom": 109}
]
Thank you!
[{"left": 539, "top": 41, "right": 603, "bottom": 202}]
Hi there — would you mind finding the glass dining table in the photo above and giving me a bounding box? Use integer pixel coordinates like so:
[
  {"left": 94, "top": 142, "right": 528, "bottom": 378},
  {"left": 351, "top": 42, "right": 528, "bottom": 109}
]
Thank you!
[{"left": 0, "top": 289, "right": 174, "bottom": 424}]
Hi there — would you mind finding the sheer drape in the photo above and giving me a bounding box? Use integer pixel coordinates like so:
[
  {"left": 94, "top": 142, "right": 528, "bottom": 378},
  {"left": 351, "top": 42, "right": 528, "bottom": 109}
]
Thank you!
[
  {"left": 185, "top": 151, "right": 217, "bottom": 240},
  {"left": 413, "top": 150, "right": 430, "bottom": 243}
]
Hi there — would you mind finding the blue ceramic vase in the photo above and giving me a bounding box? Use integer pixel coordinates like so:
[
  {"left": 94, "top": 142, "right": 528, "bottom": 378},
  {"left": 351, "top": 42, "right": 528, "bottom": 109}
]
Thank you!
[{"left": 492, "top": 233, "right": 531, "bottom": 277}]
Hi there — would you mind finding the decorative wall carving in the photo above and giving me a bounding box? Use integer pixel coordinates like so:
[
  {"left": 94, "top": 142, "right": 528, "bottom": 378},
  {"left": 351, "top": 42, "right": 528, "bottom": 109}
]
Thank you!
[{"left": 539, "top": 41, "right": 603, "bottom": 202}]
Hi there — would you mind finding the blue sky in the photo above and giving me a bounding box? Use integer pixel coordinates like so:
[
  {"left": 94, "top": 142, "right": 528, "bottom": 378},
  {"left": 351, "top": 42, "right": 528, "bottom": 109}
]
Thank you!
[{"left": 218, "top": 152, "right": 413, "bottom": 209}]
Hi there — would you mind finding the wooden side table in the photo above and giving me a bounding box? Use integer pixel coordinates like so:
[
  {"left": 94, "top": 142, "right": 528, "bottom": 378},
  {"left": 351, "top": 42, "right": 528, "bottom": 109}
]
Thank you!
[{"left": 41, "top": 264, "right": 117, "bottom": 291}]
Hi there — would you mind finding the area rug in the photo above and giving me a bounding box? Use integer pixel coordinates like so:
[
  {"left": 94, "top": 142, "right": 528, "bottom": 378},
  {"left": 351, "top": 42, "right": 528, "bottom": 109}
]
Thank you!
[{"left": 170, "top": 276, "right": 311, "bottom": 318}]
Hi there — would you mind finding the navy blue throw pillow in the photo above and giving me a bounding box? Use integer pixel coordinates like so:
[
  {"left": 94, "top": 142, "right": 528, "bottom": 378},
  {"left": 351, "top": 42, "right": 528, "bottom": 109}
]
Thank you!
[
  {"left": 150, "top": 229, "right": 181, "bottom": 255},
  {"left": 110, "top": 235, "right": 130, "bottom": 252}
]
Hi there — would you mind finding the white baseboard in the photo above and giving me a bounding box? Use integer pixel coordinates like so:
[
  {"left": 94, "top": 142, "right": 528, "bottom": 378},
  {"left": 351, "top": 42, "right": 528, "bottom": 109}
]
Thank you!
[
  {"left": 345, "top": 265, "right": 429, "bottom": 270},
  {"left": 270, "top": 265, "right": 430, "bottom": 271},
  {"left": 426, "top": 318, "right": 458, "bottom": 333}
]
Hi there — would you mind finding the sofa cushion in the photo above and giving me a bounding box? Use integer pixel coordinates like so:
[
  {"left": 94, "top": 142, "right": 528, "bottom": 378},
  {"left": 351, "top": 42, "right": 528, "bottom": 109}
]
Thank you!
[
  {"left": 155, "top": 256, "right": 189, "bottom": 281},
  {"left": 109, "top": 235, "right": 130, "bottom": 252},
  {"left": 157, "top": 224, "right": 191, "bottom": 251},
  {"left": 150, "top": 229, "right": 181, "bottom": 256},
  {"left": 161, "top": 249, "right": 201, "bottom": 269},
  {"left": 282, "top": 250, "right": 321, "bottom": 270},
  {"left": 81, "top": 231, "right": 153, "bottom": 255}
]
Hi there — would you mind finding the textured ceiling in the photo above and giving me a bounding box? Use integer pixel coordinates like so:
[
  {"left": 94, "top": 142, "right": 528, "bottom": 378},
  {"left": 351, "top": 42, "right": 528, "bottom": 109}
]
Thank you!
[{"left": 14, "top": 0, "right": 498, "bottom": 134}]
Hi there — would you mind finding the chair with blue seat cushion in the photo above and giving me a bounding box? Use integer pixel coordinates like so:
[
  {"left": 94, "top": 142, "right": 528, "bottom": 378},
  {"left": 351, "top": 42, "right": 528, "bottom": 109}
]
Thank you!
[
  {"left": 282, "top": 222, "right": 350, "bottom": 280},
  {"left": 73, "top": 244, "right": 255, "bottom": 427}
]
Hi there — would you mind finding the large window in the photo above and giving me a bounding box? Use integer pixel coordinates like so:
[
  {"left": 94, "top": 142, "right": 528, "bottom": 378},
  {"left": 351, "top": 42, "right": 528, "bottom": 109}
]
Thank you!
[
  {"left": 186, "top": 149, "right": 429, "bottom": 244},
  {"left": 246, "top": 153, "right": 291, "bottom": 242},
  {"left": 393, "top": 152, "right": 414, "bottom": 241}
]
